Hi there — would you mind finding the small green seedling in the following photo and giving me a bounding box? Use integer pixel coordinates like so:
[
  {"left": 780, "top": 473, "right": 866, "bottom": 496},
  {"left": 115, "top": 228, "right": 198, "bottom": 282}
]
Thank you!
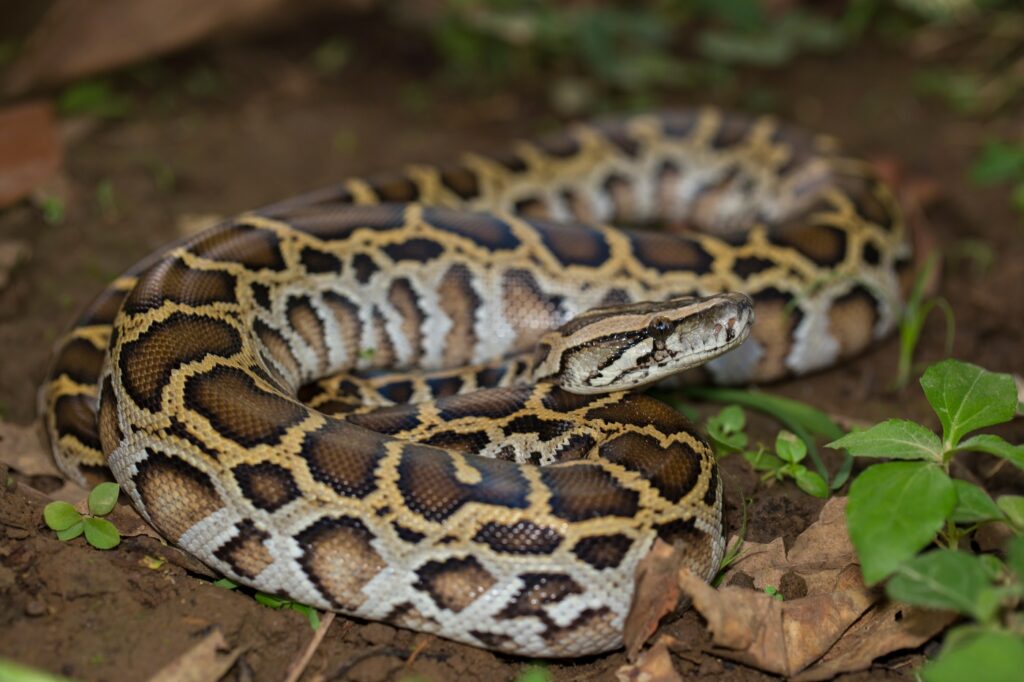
[
  {"left": 706, "top": 404, "right": 748, "bottom": 455},
  {"left": 763, "top": 585, "right": 784, "bottom": 601},
  {"left": 43, "top": 482, "right": 121, "bottom": 550},
  {"left": 743, "top": 431, "right": 829, "bottom": 499},
  {"left": 893, "top": 252, "right": 955, "bottom": 390},
  {"left": 214, "top": 578, "right": 321, "bottom": 630}
]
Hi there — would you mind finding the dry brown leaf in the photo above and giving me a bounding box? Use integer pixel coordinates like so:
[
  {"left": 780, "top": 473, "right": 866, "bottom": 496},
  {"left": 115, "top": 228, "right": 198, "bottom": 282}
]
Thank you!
[
  {"left": 148, "top": 628, "right": 242, "bottom": 682},
  {"left": 0, "top": 101, "right": 62, "bottom": 207},
  {"left": 624, "top": 538, "right": 683, "bottom": 660},
  {"left": 0, "top": 421, "right": 56, "bottom": 478},
  {"left": 616, "top": 635, "right": 682, "bottom": 682}
]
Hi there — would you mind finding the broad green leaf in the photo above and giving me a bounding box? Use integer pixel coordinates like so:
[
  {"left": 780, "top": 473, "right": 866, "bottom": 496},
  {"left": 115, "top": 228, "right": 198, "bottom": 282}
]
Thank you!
[
  {"left": 717, "top": 405, "right": 745, "bottom": 431},
  {"left": 82, "top": 517, "right": 120, "bottom": 550},
  {"left": 743, "top": 448, "right": 783, "bottom": 474},
  {"left": 516, "top": 666, "right": 553, "bottom": 682},
  {"left": 969, "top": 140, "right": 1024, "bottom": 185},
  {"left": 776, "top": 430, "right": 806, "bottom": 464},
  {"left": 1007, "top": 536, "right": 1024, "bottom": 580},
  {"left": 828, "top": 419, "right": 942, "bottom": 462},
  {"left": 683, "top": 387, "right": 844, "bottom": 440},
  {"left": 958, "top": 434, "right": 1024, "bottom": 471},
  {"left": 43, "top": 501, "right": 82, "bottom": 531},
  {"left": 88, "top": 482, "right": 120, "bottom": 516},
  {"left": 920, "top": 360, "right": 1017, "bottom": 447},
  {"left": 997, "top": 495, "right": 1024, "bottom": 528},
  {"left": 847, "top": 462, "right": 956, "bottom": 585},
  {"left": 950, "top": 479, "right": 1004, "bottom": 524},
  {"left": 795, "top": 469, "right": 828, "bottom": 498},
  {"left": 885, "top": 549, "right": 994, "bottom": 621},
  {"left": 923, "top": 631, "right": 1024, "bottom": 682},
  {"left": 56, "top": 521, "right": 84, "bottom": 541},
  {"left": 255, "top": 593, "right": 286, "bottom": 608}
]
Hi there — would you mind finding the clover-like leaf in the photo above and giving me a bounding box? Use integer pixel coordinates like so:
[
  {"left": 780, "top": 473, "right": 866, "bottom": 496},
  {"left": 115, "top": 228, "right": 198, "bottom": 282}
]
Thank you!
[
  {"left": 923, "top": 630, "right": 1024, "bottom": 682},
  {"left": 794, "top": 468, "right": 828, "bottom": 498},
  {"left": 56, "top": 520, "right": 84, "bottom": 541},
  {"left": 775, "top": 430, "right": 807, "bottom": 464},
  {"left": 83, "top": 517, "right": 120, "bottom": 550},
  {"left": 847, "top": 461, "right": 956, "bottom": 585},
  {"left": 920, "top": 360, "right": 1017, "bottom": 447},
  {"left": 886, "top": 549, "right": 995, "bottom": 621},
  {"left": 828, "top": 419, "right": 943, "bottom": 462},
  {"left": 958, "top": 434, "right": 1024, "bottom": 471},
  {"left": 950, "top": 479, "right": 1004, "bottom": 524},
  {"left": 43, "top": 501, "right": 82, "bottom": 531},
  {"left": 88, "top": 482, "right": 120, "bottom": 516}
]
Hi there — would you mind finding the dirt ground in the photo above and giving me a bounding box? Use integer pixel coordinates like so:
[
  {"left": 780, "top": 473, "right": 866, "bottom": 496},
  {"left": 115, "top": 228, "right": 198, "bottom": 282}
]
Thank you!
[{"left": 1, "top": 18, "right": 1023, "bottom": 682}]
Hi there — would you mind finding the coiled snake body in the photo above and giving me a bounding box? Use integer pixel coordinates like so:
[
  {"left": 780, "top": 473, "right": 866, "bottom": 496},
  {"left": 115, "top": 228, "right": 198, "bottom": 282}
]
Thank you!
[{"left": 41, "top": 110, "right": 908, "bottom": 657}]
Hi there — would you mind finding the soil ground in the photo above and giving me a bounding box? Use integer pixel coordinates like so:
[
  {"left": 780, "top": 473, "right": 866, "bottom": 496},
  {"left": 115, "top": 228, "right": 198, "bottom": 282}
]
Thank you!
[{"left": 1, "top": 17, "right": 1023, "bottom": 682}]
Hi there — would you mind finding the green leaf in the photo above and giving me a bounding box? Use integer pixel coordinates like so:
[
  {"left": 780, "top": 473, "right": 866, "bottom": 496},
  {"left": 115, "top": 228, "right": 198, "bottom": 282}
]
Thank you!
[
  {"left": 1007, "top": 536, "right": 1024, "bottom": 579},
  {"left": 950, "top": 479, "right": 1004, "bottom": 524},
  {"left": 827, "top": 419, "right": 943, "bottom": 462},
  {"left": 920, "top": 360, "right": 1018, "bottom": 447},
  {"left": 707, "top": 405, "right": 749, "bottom": 453},
  {"left": 958, "top": 434, "right": 1024, "bottom": 471},
  {"left": 923, "top": 631, "right": 1024, "bottom": 682},
  {"left": 717, "top": 404, "right": 745, "bottom": 431},
  {"left": 88, "top": 482, "right": 120, "bottom": 516},
  {"left": 794, "top": 468, "right": 828, "bottom": 498},
  {"left": 776, "top": 430, "right": 807, "bottom": 464},
  {"left": 82, "top": 517, "right": 120, "bottom": 550},
  {"left": 743, "top": 448, "right": 783, "bottom": 474},
  {"left": 56, "top": 521, "right": 84, "bottom": 541},
  {"left": 684, "top": 387, "right": 844, "bottom": 440},
  {"left": 288, "top": 602, "right": 321, "bottom": 630},
  {"left": 255, "top": 592, "right": 286, "bottom": 609},
  {"left": 213, "top": 578, "right": 238, "bottom": 590},
  {"left": 846, "top": 462, "right": 956, "bottom": 585},
  {"left": 885, "top": 549, "right": 995, "bottom": 621},
  {"left": 43, "top": 501, "right": 82, "bottom": 531},
  {"left": 997, "top": 495, "right": 1024, "bottom": 528},
  {"left": 969, "top": 140, "right": 1024, "bottom": 186}
]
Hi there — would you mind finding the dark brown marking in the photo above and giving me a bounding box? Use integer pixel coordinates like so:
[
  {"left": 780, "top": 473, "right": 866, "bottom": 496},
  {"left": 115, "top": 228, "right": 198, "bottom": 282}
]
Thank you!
[
  {"left": 253, "top": 319, "right": 302, "bottom": 383},
  {"left": 438, "top": 264, "right": 480, "bottom": 366},
  {"left": 388, "top": 278, "right": 425, "bottom": 364},
  {"left": 392, "top": 521, "right": 426, "bottom": 543},
  {"left": 352, "top": 253, "right": 379, "bottom": 284},
  {"left": 532, "top": 219, "right": 611, "bottom": 267},
  {"left": 503, "top": 269, "right": 563, "bottom": 347},
  {"left": 439, "top": 167, "right": 480, "bottom": 200},
  {"left": 286, "top": 296, "right": 329, "bottom": 372},
  {"left": 382, "top": 238, "right": 445, "bottom": 263},
  {"left": 300, "top": 420, "right": 383, "bottom": 498},
  {"left": 497, "top": 573, "right": 583, "bottom": 619},
  {"left": 414, "top": 556, "right": 496, "bottom": 613},
  {"left": 97, "top": 375, "right": 122, "bottom": 453},
  {"left": 322, "top": 291, "right": 362, "bottom": 363},
  {"left": 572, "top": 534, "right": 633, "bottom": 570},
  {"left": 599, "top": 433, "right": 701, "bottom": 504},
  {"left": 300, "top": 247, "right": 343, "bottom": 274},
  {"left": 133, "top": 450, "right": 223, "bottom": 542},
  {"left": 55, "top": 393, "right": 102, "bottom": 452},
  {"left": 184, "top": 367, "right": 306, "bottom": 447},
  {"left": 828, "top": 286, "right": 880, "bottom": 358},
  {"left": 233, "top": 461, "right": 300, "bottom": 512},
  {"left": 189, "top": 223, "right": 286, "bottom": 271},
  {"left": 629, "top": 231, "right": 714, "bottom": 274},
  {"left": 774, "top": 224, "right": 847, "bottom": 267},
  {"left": 122, "top": 258, "right": 237, "bottom": 315},
  {"left": 422, "top": 207, "right": 520, "bottom": 251},
  {"left": 539, "top": 464, "right": 639, "bottom": 521},
  {"left": 733, "top": 256, "right": 775, "bottom": 278},
  {"left": 214, "top": 520, "right": 273, "bottom": 579},
  {"left": 372, "top": 175, "right": 419, "bottom": 202},
  {"left": 472, "top": 520, "right": 563, "bottom": 555},
  {"left": 52, "top": 337, "right": 106, "bottom": 385},
  {"left": 284, "top": 204, "right": 406, "bottom": 240},
  {"left": 297, "top": 516, "right": 387, "bottom": 610},
  {"left": 120, "top": 313, "right": 242, "bottom": 413}
]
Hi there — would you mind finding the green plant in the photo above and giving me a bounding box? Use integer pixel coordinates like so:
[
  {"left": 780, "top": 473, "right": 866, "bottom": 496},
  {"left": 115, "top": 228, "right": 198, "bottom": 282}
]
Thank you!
[
  {"left": 705, "top": 404, "right": 748, "bottom": 455},
  {"left": 214, "top": 578, "right": 321, "bottom": 630},
  {"left": 57, "top": 80, "right": 134, "bottom": 119},
  {"left": 744, "top": 431, "right": 829, "bottom": 499},
  {"left": 43, "top": 483, "right": 121, "bottom": 550},
  {"left": 970, "top": 138, "right": 1024, "bottom": 214},
  {"left": 893, "top": 253, "right": 955, "bottom": 389},
  {"left": 830, "top": 359, "right": 1024, "bottom": 678}
]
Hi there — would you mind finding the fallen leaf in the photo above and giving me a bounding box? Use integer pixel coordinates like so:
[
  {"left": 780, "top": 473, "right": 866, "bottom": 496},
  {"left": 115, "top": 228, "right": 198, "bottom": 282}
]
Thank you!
[
  {"left": 0, "top": 101, "right": 62, "bottom": 207},
  {"left": 148, "top": 628, "right": 242, "bottom": 682},
  {"left": 624, "top": 538, "right": 683, "bottom": 660},
  {"left": 616, "top": 635, "right": 682, "bottom": 682},
  {"left": 0, "top": 421, "right": 57, "bottom": 478}
]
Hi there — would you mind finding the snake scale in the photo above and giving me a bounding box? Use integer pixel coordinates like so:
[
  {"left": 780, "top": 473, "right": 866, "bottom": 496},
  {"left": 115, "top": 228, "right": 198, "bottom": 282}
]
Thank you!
[{"left": 40, "top": 109, "right": 909, "bottom": 657}]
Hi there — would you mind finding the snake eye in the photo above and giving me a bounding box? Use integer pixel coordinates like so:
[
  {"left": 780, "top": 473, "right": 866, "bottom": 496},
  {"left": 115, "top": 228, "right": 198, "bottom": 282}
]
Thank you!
[{"left": 648, "top": 316, "right": 672, "bottom": 340}]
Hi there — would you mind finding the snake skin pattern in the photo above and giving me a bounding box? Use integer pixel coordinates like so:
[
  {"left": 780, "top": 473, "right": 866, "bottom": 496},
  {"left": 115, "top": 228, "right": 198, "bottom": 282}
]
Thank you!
[{"left": 40, "top": 109, "right": 909, "bottom": 657}]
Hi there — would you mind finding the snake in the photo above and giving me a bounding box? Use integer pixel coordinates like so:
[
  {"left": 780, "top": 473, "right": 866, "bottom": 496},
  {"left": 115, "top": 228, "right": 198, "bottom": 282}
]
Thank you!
[{"left": 39, "top": 109, "right": 909, "bottom": 657}]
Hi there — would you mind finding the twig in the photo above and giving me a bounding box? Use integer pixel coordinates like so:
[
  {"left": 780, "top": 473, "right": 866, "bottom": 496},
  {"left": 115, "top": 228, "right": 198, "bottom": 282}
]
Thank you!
[
  {"left": 403, "top": 636, "right": 431, "bottom": 670},
  {"left": 284, "top": 611, "right": 335, "bottom": 682}
]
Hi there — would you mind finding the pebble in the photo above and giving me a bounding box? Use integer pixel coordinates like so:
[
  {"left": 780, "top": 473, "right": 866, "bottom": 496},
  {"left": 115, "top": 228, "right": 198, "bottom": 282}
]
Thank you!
[{"left": 24, "top": 599, "right": 47, "bottom": 617}]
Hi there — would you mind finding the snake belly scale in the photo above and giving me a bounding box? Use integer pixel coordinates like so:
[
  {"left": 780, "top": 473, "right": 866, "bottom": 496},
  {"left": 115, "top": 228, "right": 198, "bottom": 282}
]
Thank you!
[{"left": 40, "top": 109, "right": 909, "bottom": 657}]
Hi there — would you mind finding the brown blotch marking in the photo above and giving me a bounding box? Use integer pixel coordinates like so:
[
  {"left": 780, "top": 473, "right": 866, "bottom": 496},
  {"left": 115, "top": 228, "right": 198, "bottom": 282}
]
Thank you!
[
  {"left": 253, "top": 319, "right": 302, "bottom": 384},
  {"left": 184, "top": 367, "right": 306, "bottom": 447},
  {"left": 498, "top": 573, "right": 583, "bottom": 619},
  {"left": 439, "top": 166, "right": 480, "bottom": 200},
  {"left": 571, "top": 534, "right": 633, "bottom": 570},
  {"left": 532, "top": 220, "right": 611, "bottom": 267},
  {"left": 585, "top": 394, "right": 700, "bottom": 441},
  {"left": 371, "top": 307, "right": 396, "bottom": 366},
  {"left": 422, "top": 207, "right": 520, "bottom": 251},
  {"left": 322, "top": 291, "right": 362, "bottom": 363},
  {"left": 469, "top": 631, "right": 514, "bottom": 650},
  {"left": 372, "top": 175, "right": 419, "bottom": 202},
  {"left": 78, "top": 287, "right": 129, "bottom": 327},
  {"left": 122, "top": 257, "right": 237, "bottom": 315},
  {"left": 188, "top": 223, "right": 286, "bottom": 271},
  {"left": 655, "top": 516, "right": 705, "bottom": 548},
  {"left": 599, "top": 288, "right": 631, "bottom": 307},
  {"left": 300, "top": 247, "right": 342, "bottom": 274},
  {"left": 382, "top": 238, "right": 445, "bottom": 263},
  {"left": 51, "top": 337, "right": 106, "bottom": 385},
  {"left": 828, "top": 286, "right": 879, "bottom": 358},
  {"left": 387, "top": 278, "right": 425, "bottom": 364},
  {"left": 397, "top": 445, "right": 530, "bottom": 522},
  {"left": 539, "top": 463, "right": 639, "bottom": 521},
  {"left": 733, "top": 256, "right": 776, "bottom": 278},
  {"left": 384, "top": 601, "right": 441, "bottom": 632},
  {"left": 233, "top": 461, "right": 300, "bottom": 512},
  {"left": 284, "top": 203, "right": 406, "bottom": 240},
  {"left": 599, "top": 432, "right": 701, "bottom": 504},
  {"left": 749, "top": 288, "right": 803, "bottom": 381},
  {"left": 414, "top": 556, "right": 497, "bottom": 613},
  {"left": 472, "top": 520, "right": 563, "bottom": 555},
  {"left": 352, "top": 253, "right": 379, "bottom": 284},
  {"left": 213, "top": 520, "right": 273, "bottom": 579},
  {"left": 773, "top": 224, "right": 847, "bottom": 267},
  {"left": 300, "top": 420, "right": 383, "bottom": 498},
  {"left": 120, "top": 313, "right": 242, "bottom": 413},
  {"left": 502, "top": 269, "right": 563, "bottom": 347},
  {"left": 504, "top": 415, "right": 571, "bottom": 442},
  {"left": 629, "top": 231, "right": 714, "bottom": 274},
  {"left": 512, "top": 197, "right": 550, "bottom": 219},
  {"left": 344, "top": 402, "right": 424, "bottom": 435},
  {"left": 97, "top": 375, "right": 122, "bottom": 453},
  {"left": 133, "top": 450, "right": 223, "bottom": 542},
  {"left": 53, "top": 392, "right": 102, "bottom": 456},
  {"left": 540, "top": 387, "right": 602, "bottom": 413},
  {"left": 437, "top": 264, "right": 480, "bottom": 366},
  {"left": 286, "top": 296, "right": 329, "bottom": 373},
  {"left": 421, "top": 430, "right": 490, "bottom": 455},
  {"left": 544, "top": 607, "right": 617, "bottom": 652},
  {"left": 436, "top": 387, "right": 531, "bottom": 422},
  {"left": 704, "top": 461, "right": 719, "bottom": 508},
  {"left": 297, "top": 516, "right": 387, "bottom": 610},
  {"left": 555, "top": 433, "right": 597, "bottom": 461}
]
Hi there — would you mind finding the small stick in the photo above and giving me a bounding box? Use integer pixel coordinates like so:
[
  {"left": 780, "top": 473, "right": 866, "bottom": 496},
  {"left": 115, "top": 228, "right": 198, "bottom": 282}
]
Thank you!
[{"left": 284, "top": 611, "right": 336, "bottom": 682}]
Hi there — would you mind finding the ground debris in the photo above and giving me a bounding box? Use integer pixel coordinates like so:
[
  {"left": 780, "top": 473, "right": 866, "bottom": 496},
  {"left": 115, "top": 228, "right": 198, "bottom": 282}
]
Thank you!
[{"left": 148, "top": 628, "right": 242, "bottom": 682}]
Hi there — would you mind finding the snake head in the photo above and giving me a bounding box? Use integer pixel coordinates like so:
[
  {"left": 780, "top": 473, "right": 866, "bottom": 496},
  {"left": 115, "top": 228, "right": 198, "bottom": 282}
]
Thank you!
[{"left": 532, "top": 292, "right": 754, "bottom": 394}]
